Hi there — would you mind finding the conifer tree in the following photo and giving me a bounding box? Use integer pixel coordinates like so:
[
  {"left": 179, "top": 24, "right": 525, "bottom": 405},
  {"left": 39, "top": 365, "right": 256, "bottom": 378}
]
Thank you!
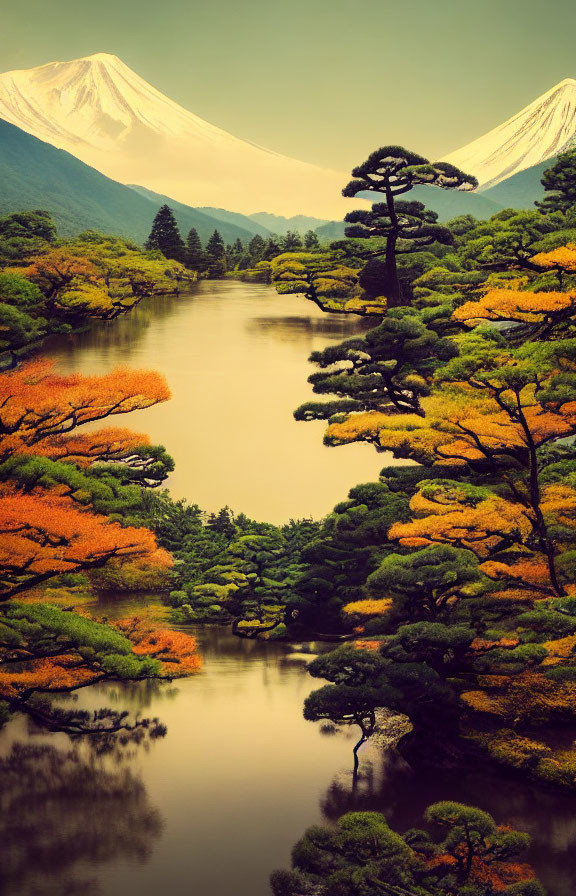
[
  {"left": 342, "top": 146, "right": 477, "bottom": 306},
  {"left": 282, "top": 231, "right": 303, "bottom": 251},
  {"left": 264, "top": 236, "right": 282, "bottom": 260},
  {"left": 304, "top": 230, "right": 320, "bottom": 250},
  {"left": 205, "top": 230, "right": 227, "bottom": 278},
  {"left": 185, "top": 227, "right": 206, "bottom": 272},
  {"left": 248, "top": 234, "right": 267, "bottom": 265},
  {"left": 145, "top": 205, "right": 185, "bottom": 262},
  {"left": 536, "top": 148, "right": 576, "bottom": 214}
]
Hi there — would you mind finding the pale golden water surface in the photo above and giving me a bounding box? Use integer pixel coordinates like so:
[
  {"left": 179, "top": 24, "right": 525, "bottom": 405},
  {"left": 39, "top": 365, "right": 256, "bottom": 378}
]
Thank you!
[{"left": 42, "top": 280, "right": 387, "bottom": 523}]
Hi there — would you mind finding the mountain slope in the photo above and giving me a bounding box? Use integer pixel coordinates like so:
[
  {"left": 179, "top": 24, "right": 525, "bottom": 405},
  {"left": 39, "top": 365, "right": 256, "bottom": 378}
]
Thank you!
[
  {"left": 194, "top": 208, "right": 271, "bottom": 238},
  {"left": 0, "top": 53, "right": 348, "bottom": 218},
  {"left": 481, "top": 159, "right": 549, "bottom": 209},
  {"left": 408, "top": 185, "right": 503, "bottom": 221},
  {"left": 442, "top": 79, "right": 576, "bottom": 188},
  {"left": 0, "top": 119, "right": 266, "bottom": 244},
  {"left": 127, "top": 185, "right": 268, "bottom": 240}
]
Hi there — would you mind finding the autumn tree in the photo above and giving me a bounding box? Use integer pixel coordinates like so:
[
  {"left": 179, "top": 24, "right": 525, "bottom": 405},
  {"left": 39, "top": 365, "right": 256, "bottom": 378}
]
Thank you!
[
  {"left": 0, "top": 354, "right": 202, "bottom": 732},
  {"left": 15, "top": 235, "right": 192, "bottom": 325},
  {"left": 342, "top": 146, "right": 477, "bottom": 306},
  {"left": 0, "top": 485, "right": 171, "bottom": 597},
  {"left": 0, "top": 359, "right": 170, "bottom": 463},
  {"left": 0, "top": 602, "right": 201, "bottom": 731}
]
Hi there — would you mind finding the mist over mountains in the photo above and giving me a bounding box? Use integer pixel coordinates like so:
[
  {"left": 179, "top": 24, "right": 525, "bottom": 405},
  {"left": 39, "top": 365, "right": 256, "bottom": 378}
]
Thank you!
[
  {"left": 0, "top": 53, "right": 348, "bottom": 219},
  {"left": 0, "top": 53, "right": 573, "bottom": 238}
]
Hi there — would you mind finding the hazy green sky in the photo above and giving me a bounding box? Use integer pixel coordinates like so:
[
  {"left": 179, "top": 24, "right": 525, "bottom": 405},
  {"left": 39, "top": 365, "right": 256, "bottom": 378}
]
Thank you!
[{"left": 3, "top": 0, "right": 576, "bottom": 169}]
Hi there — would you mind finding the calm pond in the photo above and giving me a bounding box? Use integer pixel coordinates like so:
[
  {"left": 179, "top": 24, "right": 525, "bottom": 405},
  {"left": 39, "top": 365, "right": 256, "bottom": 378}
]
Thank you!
[
  {"left": 1, "top": 281, "right": 575, "bottom": 896},
  {"left": 41, "top": 280, "right": 386, "bottom": 523}
]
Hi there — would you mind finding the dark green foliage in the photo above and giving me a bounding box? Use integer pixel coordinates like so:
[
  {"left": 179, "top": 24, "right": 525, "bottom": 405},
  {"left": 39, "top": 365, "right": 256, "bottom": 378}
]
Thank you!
[
  {"left": 142, "top": 492, "right": 320, "bottom": 626},
  {"left": 282, "top": 231, "right": 304, "bottom": 251},
  {"left": 0, "top": 209, "right": 57, "bottom": 261},
  {"left": 272, "top": 802, "right": 542, "bottom": 896},
  {"left": 537, "top": 149, "right": 576, "bottom": 214},
  {"left": 304, "top": 230, "right": 320, "bottom": 250},
  {"left": 145, "top": 205, "right": 186, "bottom": 262},
  {"left": 342, "top": 146, "right": 477, "bottom": 306},
  {"left": 286, "top": 482, "right": 410, "bottom": 632},
  {"left": 185, "top": 227, "right": 206, "bottom": 271},
  {"left": 205, "top": 229, "right": 227, "bottom": 278},
  {"left": 0, "top": 303, "right": 47, "bottom": 349},
  {"left": 296, "top": 308, "right": 458, "bottom": 421},
  {"left": 368, "top": 546, "right": 484, "bottom": 622}
]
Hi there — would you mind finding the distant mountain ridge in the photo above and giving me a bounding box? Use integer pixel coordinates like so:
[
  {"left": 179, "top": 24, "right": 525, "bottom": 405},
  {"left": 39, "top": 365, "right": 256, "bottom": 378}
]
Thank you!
[
  {"left": 127, "top": 185, "right": 272, "bottom": 240},
  {"left": 247, "top": 212, "right": 331, "bottom": 236}
]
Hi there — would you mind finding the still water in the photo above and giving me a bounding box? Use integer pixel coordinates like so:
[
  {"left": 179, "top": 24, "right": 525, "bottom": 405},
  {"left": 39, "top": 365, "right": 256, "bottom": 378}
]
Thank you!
[
  {"left": 3, "top": 281, "right": 575, "bottom": 896},
  {"left": 1, "top": 624, "right": 576, "bottom": 896},
  {"left": 42, "top": 280, "right": 386, "bottom": 523}
]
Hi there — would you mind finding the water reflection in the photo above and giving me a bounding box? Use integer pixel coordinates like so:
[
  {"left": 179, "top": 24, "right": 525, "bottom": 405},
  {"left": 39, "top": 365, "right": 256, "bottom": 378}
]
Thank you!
[
  {"left": 319, "top": 750, "right": 576, "bottom": 896},
  {"left": 0, "top": 741, "right": 162, "bottom": 896},
  {"left": 245, "top": 314, "right": 373, "bottom": 341},
  {"left": 1, "top": 624, "right": 575, "bottom": 895},
  {"left": 41, "top": 281, "right": 386, "bottom": 523}
]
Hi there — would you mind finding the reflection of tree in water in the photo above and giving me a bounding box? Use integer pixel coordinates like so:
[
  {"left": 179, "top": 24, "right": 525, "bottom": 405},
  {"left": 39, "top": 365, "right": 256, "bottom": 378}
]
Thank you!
[
  {"left": 42, "top": 292, "right": 187, "bottom": 366},
  {"left": 101, "top": 678, "right": 180, "bottom": 712},
  {"left": 245, "top": 314, "right": 372, "bottom": 343},
  {"left": 319, "top": 751, "right": 576, "bottom": 896},
  {"left": 0, "top": 740, "right": 163, "bottom": 896}
]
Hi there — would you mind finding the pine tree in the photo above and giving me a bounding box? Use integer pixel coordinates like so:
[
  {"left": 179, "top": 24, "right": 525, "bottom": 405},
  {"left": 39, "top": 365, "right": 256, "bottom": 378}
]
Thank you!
[
  {"left": 536, "top": 149, "right": 576, "bottom": 214},
  {"left": 282, "top": 231, "right": 303, "bottom": 251},
  {"left": 342, "top": 146, "right": 477, "bottom": 306},
  {"left": 207, "top": 506, "right": 236, "bottom": 538},
  {"left": 304, "top": 230, "right": 320, "bottom": 250},
  {"left": 205, "top": 230, "right": 227, "bottom": 279},
  {"left": 264, "top": 236, "right": 282, "bottom": 260},
  {"left": 185, "top": 227, "right": 206, "bottom": 272},
  {"left": 145, "top": 205, "right": 185, "bottom": 262},
  {"left": 248, "top": 234, "right": 267, "bottom": 265}
]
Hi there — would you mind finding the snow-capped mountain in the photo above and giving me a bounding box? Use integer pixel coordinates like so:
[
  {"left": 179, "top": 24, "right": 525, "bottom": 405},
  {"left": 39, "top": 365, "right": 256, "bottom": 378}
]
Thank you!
[
  {"left": 0, "top": 53, "right": 347, "bottom": 217},
  {"left": 442, "top": 78, "right": 576, "bottom": 189}
]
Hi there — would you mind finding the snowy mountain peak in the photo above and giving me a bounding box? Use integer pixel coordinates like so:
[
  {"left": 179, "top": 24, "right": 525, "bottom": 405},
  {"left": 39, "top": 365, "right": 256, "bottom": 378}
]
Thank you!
[
  {"left": 442, "top": 78, "right": 576, "bottom": 189},
  {"left": 0, "top": 53, "right": 347, "bottom": 216}
]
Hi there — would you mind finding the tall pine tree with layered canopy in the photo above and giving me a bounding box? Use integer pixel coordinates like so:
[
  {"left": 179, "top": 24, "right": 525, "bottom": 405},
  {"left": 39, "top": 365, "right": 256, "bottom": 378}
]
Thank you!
[{"left": 342, "top": 146, "right": 477, "bottom": 306}]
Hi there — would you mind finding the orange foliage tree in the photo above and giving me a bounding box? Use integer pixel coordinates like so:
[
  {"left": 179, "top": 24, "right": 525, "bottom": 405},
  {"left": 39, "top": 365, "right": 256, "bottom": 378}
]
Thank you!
[
  {"left": 0, "top": 484, "right": 171, "bottom": 598},
  {"left": 0, "top": 350, "right": 203, "bottom": 735},
  {"left": 0, "top": 359, "right": 169, "bottom": 464}
]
